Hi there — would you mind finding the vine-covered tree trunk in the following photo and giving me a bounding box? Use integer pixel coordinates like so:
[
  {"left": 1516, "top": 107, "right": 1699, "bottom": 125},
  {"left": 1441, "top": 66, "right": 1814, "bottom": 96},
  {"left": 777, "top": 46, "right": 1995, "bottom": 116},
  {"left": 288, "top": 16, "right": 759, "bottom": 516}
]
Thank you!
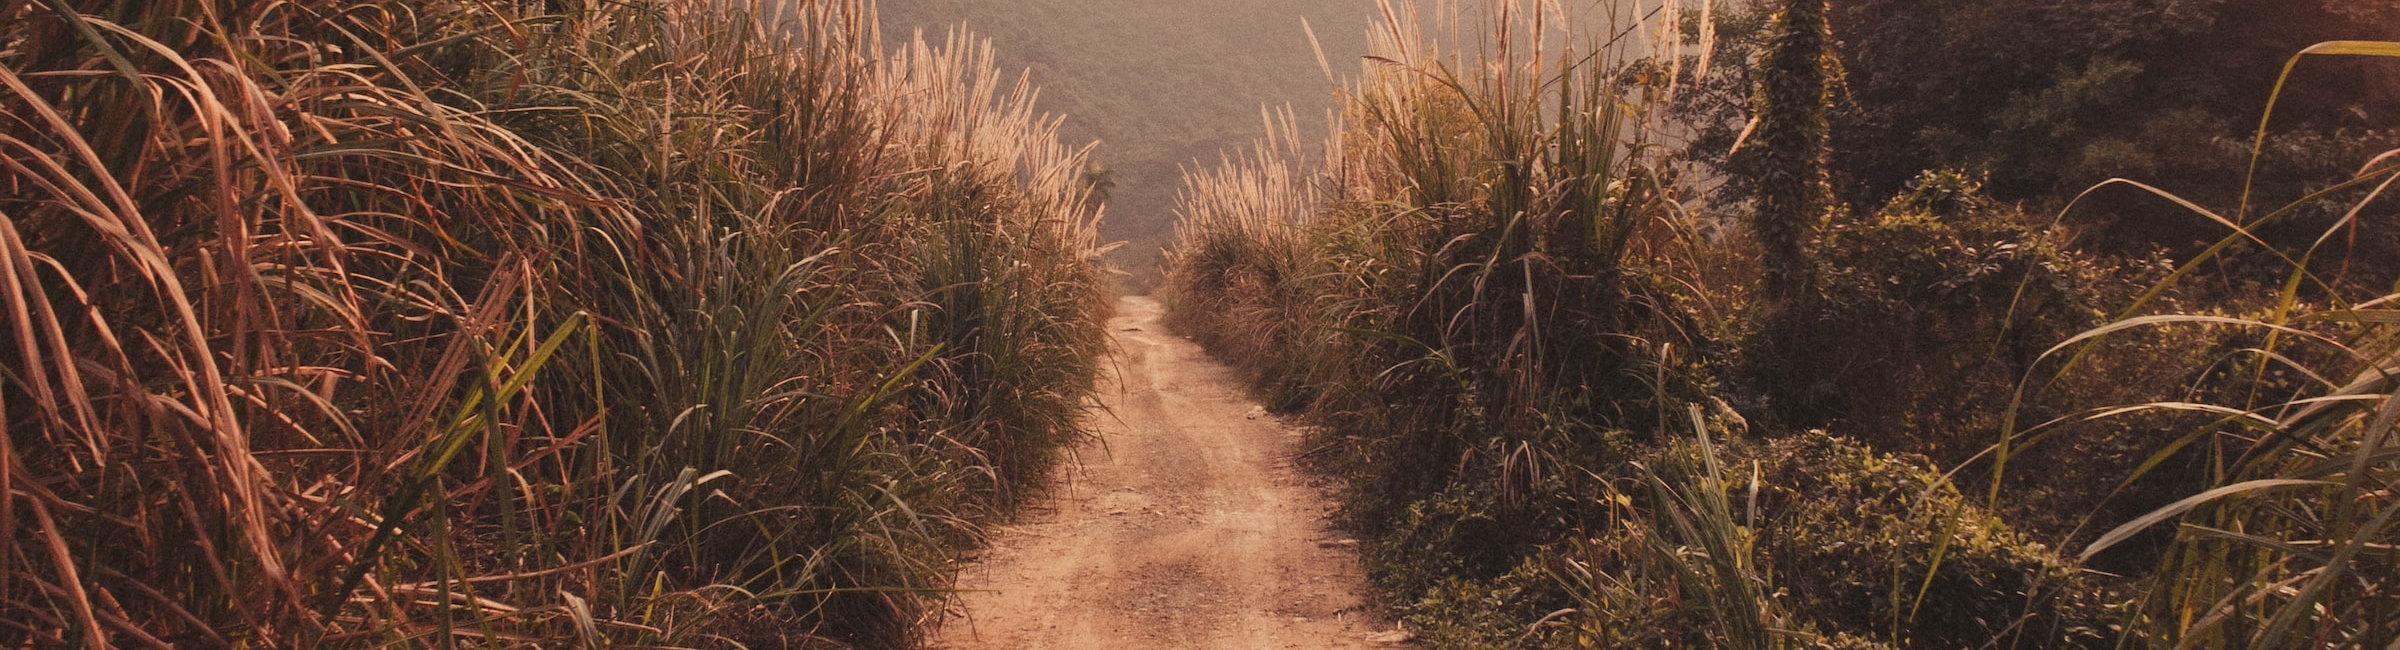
[{"left": 1747, "top": 0, "right": 1834, "bottom": 304}]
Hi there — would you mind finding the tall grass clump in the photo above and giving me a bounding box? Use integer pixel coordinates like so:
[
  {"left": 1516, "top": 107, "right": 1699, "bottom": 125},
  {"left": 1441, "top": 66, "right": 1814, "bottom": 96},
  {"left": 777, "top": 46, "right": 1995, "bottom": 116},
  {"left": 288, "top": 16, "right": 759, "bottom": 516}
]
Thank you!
[
  {"left": 0, "top": 0, "right": 1107, "bottom": 646},
  {"left": 1168, "top": 3, "right": 1707, "bottom": 630},
  {"left": 1171, "top": 0, "right": 1704, "bottom": 507},
  {"left": 1160, "top": 114, "right": 1322, "bottom": 407},
  {"left": 1992, "top": 41, "right": 2400, "bottom": 648}
]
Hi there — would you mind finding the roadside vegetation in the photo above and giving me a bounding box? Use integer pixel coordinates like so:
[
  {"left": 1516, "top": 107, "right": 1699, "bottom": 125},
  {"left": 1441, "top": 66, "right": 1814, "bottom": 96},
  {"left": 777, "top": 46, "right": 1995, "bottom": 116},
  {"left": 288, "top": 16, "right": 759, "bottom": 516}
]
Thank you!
[
  {"left": 0, "top": 0, "right": 1107, "bottom": 647},
  {"left": 1165, "top": 1, "right": 2399, "bottom": 647}
]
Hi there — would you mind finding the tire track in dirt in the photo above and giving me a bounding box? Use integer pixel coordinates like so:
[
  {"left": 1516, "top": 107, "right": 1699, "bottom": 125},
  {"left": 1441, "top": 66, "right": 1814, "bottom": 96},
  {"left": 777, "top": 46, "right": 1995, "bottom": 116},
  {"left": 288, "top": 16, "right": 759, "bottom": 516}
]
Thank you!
[{"left": 932, "top": 296, "right": 1408, "bottom": 649}]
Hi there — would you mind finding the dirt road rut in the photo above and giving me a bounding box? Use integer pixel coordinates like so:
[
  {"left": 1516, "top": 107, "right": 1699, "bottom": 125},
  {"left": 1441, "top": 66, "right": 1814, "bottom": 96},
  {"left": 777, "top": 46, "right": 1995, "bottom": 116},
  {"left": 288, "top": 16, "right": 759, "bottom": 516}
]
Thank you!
[{"left": 932, "top": 297, "right": 1403, "bottom": 649}]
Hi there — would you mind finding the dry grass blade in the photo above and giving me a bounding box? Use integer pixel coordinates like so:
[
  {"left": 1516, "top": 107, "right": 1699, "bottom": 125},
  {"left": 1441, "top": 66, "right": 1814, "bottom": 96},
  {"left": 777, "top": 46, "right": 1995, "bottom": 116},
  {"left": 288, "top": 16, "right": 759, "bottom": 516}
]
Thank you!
[
  {"left": 1992, "top": 40, "right": 2400, "bottom": 650},
  {"left": 1, "top": 0, "right": 1105, "bottom": 646}
]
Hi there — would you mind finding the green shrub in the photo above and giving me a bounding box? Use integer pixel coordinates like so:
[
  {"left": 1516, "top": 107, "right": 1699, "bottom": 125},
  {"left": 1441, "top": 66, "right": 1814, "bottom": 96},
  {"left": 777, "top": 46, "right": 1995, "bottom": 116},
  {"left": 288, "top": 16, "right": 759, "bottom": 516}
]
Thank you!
[
  {"left": 1754, "top": 434, "right": 2118, "bottom": 649},
  {"left": 1757, "top": 170, "right": 2149, "bottom": 439}
]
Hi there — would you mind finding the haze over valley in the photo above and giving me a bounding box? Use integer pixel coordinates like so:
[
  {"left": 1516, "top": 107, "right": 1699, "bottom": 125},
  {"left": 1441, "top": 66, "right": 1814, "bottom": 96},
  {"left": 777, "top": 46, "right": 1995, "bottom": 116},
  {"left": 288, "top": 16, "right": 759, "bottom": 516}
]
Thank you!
[{"left": 877, "top": 0, "right": 1382, "bottom": 251}]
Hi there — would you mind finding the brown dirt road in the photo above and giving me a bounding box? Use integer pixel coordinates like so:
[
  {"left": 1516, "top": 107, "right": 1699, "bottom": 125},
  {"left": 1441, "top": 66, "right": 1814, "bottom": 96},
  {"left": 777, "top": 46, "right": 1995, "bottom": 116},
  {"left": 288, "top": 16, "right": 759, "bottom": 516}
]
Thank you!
[{"left": 931, "top": 296, "right": 1408, "bottom": 649}]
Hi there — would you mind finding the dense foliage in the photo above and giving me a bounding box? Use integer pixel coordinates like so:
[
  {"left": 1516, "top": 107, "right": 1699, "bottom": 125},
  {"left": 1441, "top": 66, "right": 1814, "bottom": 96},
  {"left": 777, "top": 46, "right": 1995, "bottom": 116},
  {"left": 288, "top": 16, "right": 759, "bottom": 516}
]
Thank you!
[
  {"left": 1824, "top": 0, "right": 2400, "bottom": 201},
  {"left": 1683, "top": 0, "right": 2400, "bottom": 266},
  {"left": 1167, "top": 1, "right": 2400, "bottom": 648},
  {"left": 1741, "top": 0, "right": 1834, "bottom": 304}
]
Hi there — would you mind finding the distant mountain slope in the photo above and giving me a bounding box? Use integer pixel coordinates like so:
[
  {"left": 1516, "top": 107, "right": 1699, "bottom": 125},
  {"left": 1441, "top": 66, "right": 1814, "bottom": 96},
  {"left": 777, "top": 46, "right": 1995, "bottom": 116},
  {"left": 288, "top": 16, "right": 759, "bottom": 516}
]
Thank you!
[{"left": 875, "top": 0, "right": 1381, "bottom": 247}]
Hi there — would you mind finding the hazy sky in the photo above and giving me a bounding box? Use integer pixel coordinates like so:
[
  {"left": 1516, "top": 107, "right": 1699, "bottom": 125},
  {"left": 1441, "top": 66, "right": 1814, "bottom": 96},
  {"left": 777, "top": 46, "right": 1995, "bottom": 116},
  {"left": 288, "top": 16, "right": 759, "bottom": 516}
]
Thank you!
[{"left": 875, "top": 0, "right": 1384, "bottom": 248}]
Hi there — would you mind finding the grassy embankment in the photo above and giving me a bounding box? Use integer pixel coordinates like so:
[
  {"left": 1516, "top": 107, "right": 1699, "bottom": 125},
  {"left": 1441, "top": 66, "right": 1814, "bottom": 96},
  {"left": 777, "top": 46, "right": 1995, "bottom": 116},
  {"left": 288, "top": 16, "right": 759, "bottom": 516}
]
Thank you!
[
  {"left": 1165, "top": 1, "right": 2398, "bottom": 647},
  {"left": 0, "top": 0, "right": 1107, "bottom": 647}
]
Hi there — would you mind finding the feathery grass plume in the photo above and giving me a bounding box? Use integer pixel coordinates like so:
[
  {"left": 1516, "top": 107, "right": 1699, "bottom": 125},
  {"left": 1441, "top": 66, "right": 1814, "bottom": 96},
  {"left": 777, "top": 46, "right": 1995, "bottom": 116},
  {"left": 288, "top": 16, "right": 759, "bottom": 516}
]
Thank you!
[
  {"left": 1992, "top": 41, "right": 2400, "bottom": 650},
  {"left": 1170, "top": 0, "right": 1695, "bottom": 422},
  {"left": 882, "top": 25, "right": 1111, "bottom": 513},
  {"left": 1163, "top": 107, "right": 1316, "bottom": 381},
  {"left": 0, "top": 0, "right": 1105, "bottom": 646}
]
